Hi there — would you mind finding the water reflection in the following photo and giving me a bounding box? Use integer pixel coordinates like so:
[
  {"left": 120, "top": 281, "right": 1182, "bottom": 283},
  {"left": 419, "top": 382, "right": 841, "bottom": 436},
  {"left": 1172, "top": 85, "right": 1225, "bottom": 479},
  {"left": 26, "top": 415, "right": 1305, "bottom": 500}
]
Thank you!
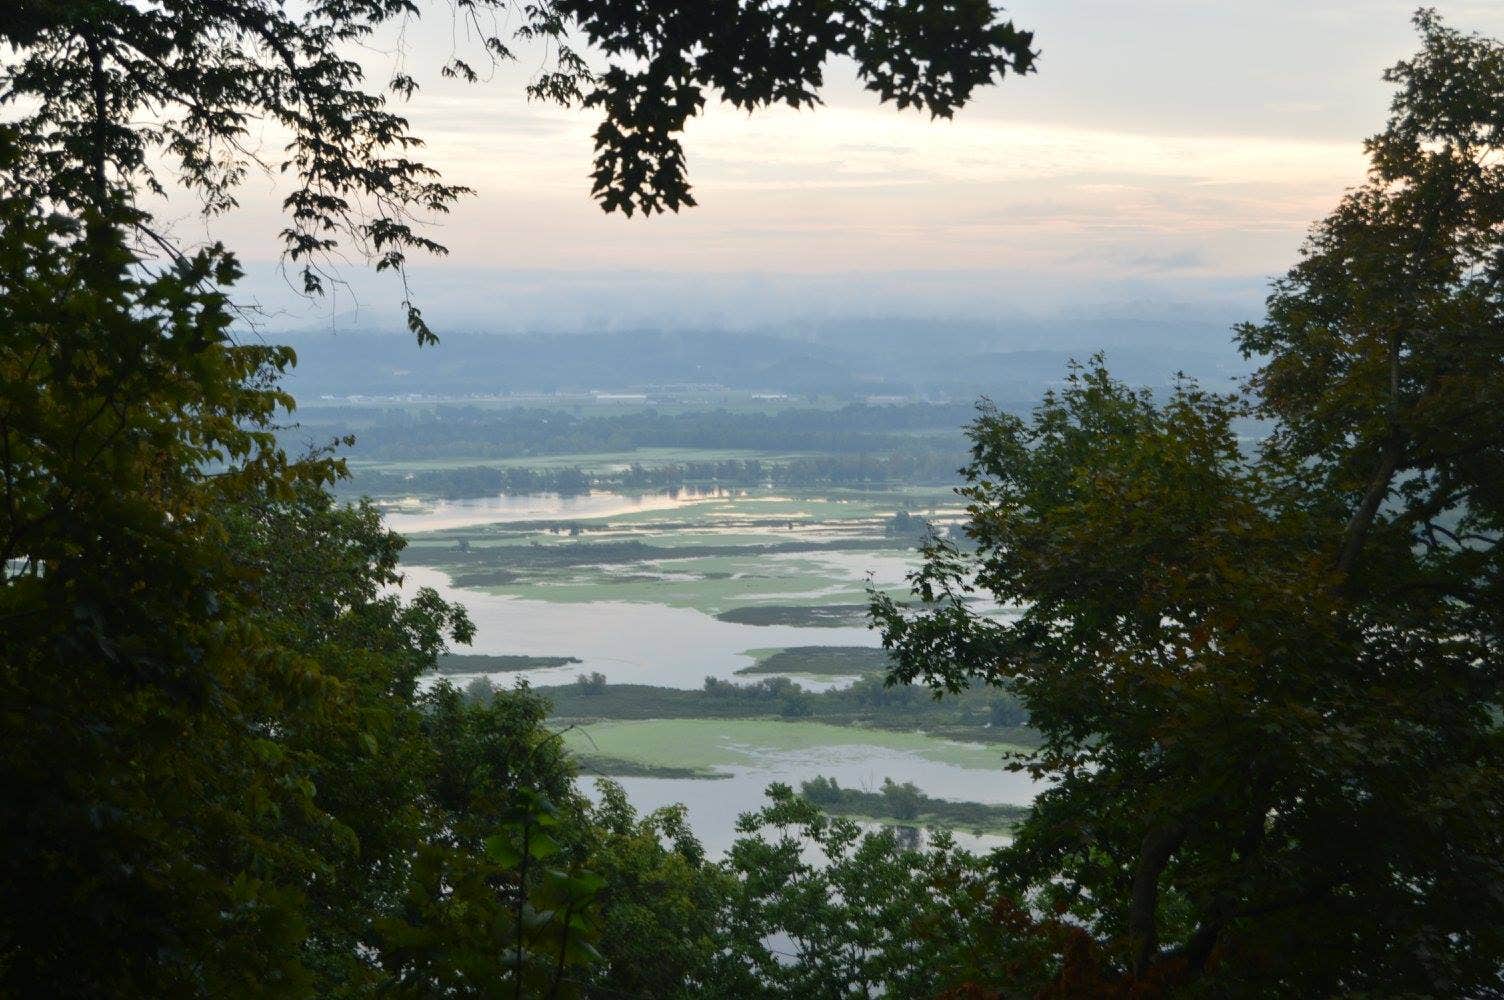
[
  {"left": 403, "top": 564, "right": 884, "bottom": 689},
  {"left": 566, "top": 721, "right": 1037, "bottom": 857},
  {"left": 578, "top": 774, "right": 1013, "bottom": 858}
]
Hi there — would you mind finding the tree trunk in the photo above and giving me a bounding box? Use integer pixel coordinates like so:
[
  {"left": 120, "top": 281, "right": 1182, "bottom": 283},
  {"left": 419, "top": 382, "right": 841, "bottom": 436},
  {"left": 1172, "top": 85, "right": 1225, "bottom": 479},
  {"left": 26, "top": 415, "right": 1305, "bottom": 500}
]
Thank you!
[
  {"left": 1336, "top": 441, "right": 1400, "bottom": 579},
  {"left": 1128, "top": 821, "right": 1188, "bottom": 978}
]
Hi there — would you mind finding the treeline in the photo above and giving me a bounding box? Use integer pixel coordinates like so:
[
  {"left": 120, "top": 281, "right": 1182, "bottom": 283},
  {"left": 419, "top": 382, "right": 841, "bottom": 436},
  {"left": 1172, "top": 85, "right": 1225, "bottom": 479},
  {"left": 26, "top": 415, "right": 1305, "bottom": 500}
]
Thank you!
[
  {"left": 799, "top": 775, "right": 1029, "bottom": 832},
  {"left": 736, "top": 646, "right": 894, "bottom": 676},
  {"left": 496, "top": 673, "right": 1032, "bottom": 744},
  {"left": 440, "top": 537, "right": 911, "bottom": 582},
  {"left": 302, "top": 402, "right": 974, "bottom": 462},
  {"left": 343, "top": 453, "right": 968, "bottom": 498},
  {"left": 435, "top": 653, "right": 581, "bottom": 673}
]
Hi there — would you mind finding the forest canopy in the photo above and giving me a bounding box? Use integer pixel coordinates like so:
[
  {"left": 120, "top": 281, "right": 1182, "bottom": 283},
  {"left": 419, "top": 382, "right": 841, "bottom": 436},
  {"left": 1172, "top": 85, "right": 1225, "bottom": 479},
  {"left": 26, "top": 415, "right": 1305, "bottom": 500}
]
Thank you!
[{"left": 874, "top": 11, "right": 1504, "bottom": 992}]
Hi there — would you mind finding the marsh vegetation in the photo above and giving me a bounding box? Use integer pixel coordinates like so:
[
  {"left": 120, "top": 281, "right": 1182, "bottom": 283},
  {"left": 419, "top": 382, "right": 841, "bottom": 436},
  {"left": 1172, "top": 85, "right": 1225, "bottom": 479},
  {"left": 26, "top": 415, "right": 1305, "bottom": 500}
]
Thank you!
[{"left": 369, "top": 462, "right": 1036, "bottom": 853}]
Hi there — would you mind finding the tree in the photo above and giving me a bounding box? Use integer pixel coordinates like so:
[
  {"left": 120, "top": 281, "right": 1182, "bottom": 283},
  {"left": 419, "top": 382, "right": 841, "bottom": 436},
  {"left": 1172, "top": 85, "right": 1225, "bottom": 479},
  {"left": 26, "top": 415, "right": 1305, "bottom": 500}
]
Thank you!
[
  {"left": 2, "top": 1, "right": 1038, "bottom": 993},
  {"left": 381, "top": 682, "right": 603, "bottom": 998},
  {"left": 709, "top": 785, "right": 1053, "bottom": 998},
  {"left": 0, "top": 182, "right": 338, "bottom": 996},
  {"left": 0, "top": 192, "right": 591, "bottom": 994},
  {"left": 219, "top": 481, "right": 481, "bottom": 991},
  {"left": 579, "top": 782, "right": 729, "bottom": 999},
  {"left": 879, "top": 778, "right": 921, "bottom": 822},
  {"left": 873, "top": 12, "right": 1504, "bottom": 995}
]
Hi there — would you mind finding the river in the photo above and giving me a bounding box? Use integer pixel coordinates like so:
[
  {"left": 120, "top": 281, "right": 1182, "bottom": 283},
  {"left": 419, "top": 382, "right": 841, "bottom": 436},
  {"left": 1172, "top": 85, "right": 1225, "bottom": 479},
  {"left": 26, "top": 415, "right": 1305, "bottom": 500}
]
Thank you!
[{"left": 392, "top": 489, "right": 1036, "bottom": 854}]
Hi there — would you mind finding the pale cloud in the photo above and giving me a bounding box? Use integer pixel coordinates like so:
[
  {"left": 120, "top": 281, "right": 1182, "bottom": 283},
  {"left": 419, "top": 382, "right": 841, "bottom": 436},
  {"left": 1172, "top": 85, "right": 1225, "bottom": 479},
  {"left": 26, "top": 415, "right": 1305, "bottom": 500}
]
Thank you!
[
  {"left": 177, "top": 1, "right": 1504, "bottom": 329},
  {"left": 680, "top": 106, "right": 1363, "bottom": 190},
  {"left": 208, "top": 100, "right": 1361, "bottom": 278}
]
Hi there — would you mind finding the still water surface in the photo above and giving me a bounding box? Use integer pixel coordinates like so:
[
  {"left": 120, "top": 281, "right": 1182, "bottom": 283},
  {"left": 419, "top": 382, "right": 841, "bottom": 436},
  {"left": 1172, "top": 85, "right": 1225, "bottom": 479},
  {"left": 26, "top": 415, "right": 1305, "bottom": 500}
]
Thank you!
[
  {"left": 403, "top": 564, "right": 882, "bottom": 690},
  {"left": 583, "top": 775, "right": 1013, "bottom": 857}
]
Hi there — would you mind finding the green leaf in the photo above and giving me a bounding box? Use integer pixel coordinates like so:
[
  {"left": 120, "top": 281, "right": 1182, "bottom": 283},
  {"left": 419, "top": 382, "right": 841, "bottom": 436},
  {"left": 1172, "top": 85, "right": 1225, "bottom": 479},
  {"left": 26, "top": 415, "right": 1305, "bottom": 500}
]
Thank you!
[{"left": 483, "top": 835, "right": 522, "bottom": 869}]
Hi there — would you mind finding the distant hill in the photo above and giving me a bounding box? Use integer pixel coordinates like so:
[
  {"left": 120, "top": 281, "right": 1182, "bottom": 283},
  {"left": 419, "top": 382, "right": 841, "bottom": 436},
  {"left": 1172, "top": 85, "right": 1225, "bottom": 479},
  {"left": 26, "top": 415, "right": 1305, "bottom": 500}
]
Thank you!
[{"left": 272, "top": 314, "right": 1253, "bottom": 402}]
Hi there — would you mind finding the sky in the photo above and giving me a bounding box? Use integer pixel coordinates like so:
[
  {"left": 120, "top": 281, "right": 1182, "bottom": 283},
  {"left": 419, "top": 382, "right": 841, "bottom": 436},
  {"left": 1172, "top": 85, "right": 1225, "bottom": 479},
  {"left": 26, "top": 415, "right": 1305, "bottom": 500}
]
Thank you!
[{"left": 182, "top": 1, "right": 1504, "bottom": 334}]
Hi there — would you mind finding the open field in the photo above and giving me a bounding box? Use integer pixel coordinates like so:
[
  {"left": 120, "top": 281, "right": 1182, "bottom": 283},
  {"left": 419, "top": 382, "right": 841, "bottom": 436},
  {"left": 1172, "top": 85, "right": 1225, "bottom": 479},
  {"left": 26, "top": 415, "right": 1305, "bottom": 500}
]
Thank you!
[{"left": 556, "top": 718, "right": 1022, "bottom": 773}]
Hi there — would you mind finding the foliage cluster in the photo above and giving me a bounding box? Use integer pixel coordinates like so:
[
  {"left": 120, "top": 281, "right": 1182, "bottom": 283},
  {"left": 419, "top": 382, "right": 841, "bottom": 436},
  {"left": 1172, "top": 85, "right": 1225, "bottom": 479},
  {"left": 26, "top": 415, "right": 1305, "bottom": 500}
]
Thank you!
[
  {"left": 734, "top": 644, "right": 895, "bottom": 677},
  {"left": 873, "top": 12, "right": 1504, "bottom": 992},
  {"left": 482, "top": 672, "right": 1033, "bottom": 744},
  {"left": 800, "top": 775, "right": 1029, "bottom": 833},
  {"left": 437, "top": 653, "right": 583, "bottom": 674},
  {"left": 440, "top": 534, "right": 911, "bottom": 576}
]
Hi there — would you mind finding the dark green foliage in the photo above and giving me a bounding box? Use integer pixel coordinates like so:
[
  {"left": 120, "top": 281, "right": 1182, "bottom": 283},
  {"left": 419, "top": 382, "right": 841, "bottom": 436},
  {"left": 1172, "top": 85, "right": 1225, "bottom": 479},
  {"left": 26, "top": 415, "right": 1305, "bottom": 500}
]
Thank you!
[
  {"left": 0, "top": 186, "right": 344, "bottom": 995},
  {"left": 714, "top": 603, "right": 876, "bottom": 627},
  {"left": 573, "top": 671, "right": 608, "bottom": 693},
  {"left": 534, "top": 675, "right": 1032, "bottom": 745},
  {"left": 884, "top": 508, "right": 935, "bottom": 539},
  {"left": 573, "top": 755, "right": 728, "bottom": 780},
  {"left": 800, "top": 775, "right": 1027, "bottom": 834},
  {"left": 734, "top": 645, "right": 894, "bottom": 676},
  {"left": 550, "top": 0, "right": 1036, "bottom": 216},
  {"left": 577, "top": 783, "right": 729, "bottom": 998},
  {"left": 377, "top": 702, "right": 601, "bottom": 998},
  {"left": 437, "top": 653, "right": 583, "bottom": 674},
  {"left": 873, "top": 13, "right": 1504, "bottom": 994},
  {"left": 220, "top": 482, "right": 476, "bottom": 993},
  {"left": 0, "top": 244, "right": 590, "bottom": 990},
  {"left": 708, "top": 786, "right": 1050, "bottom": 998}
]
